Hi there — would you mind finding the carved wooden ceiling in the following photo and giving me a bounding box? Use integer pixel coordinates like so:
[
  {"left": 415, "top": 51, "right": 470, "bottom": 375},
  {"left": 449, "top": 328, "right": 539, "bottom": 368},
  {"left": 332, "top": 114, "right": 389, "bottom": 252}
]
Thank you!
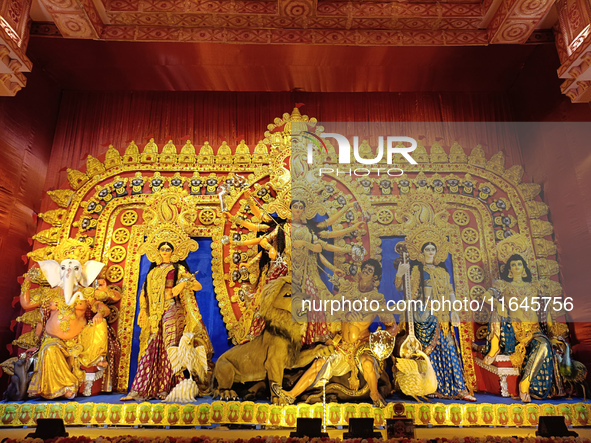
[
  {"left": 1, "top": 0, "right": 591, "bottom": 102},
  {"left": 28, "top": 0, "right": 556, "bottom": 46}
]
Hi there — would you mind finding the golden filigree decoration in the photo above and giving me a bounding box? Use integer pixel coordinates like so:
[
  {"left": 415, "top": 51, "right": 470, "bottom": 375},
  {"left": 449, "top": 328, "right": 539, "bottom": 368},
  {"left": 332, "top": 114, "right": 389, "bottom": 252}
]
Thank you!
[
  {"left": 496, "top": 234, "right": 532, "bottom": 264},
  {"left": 486, "top": 151, "right": 505, "bottom": 175},
  {"left": 413, "top": 141, "right": 429, "bottom": 163},
  {"left": 395, "top": 191, "right": 452, "bottom": 265},
  {"left": 503, "top": 165, "right": 524, "bottom": 185},
  {"left": 539, "top": 277, "right": 563, "bottom": 298},
  {"left": 536, "top": 258, "right": 560, "bottom": 277},
  {"left": 533, "top": 238, "right": 557, "bottom": 257},
  {"left": 430, "top": 141, "right": 448, "bottom": 163},
  {"left": 112, "top": 228, "right": 131, "bottom": 245},
  {"left": 467, "top": 265, "right": 484, "bottom": 283},
  {"left": 449, "top": 142, "right": 467, "bottom": 163},
  {"left": 141, "top": 138, "right": 158, "bottom": 163},
  {"left": 123, "top": 140, "right": 139, "bottom": 163},
  {"left": 461, "top": 227, "right": 479, "bottom": 244},
  {"left": 38, "top": 208, "right": 67, "bottom": 227},
  {"left": 530, "top": 219, "right": 554, "bottom": 238},
  {"left": 376, "top": 208, "right": 393, "bottom": 224},
  {"left": 12, "top": 330, "right": 39, "bottom": 350},
  {"left": 106, "top": 265, "right": 124, "bottom": 283},
  {"left": 525, "top": 200, "right": 549, "bottom": 219},
  {"left": 104, "top": 145, "right": 122, "bottom": 169},
  {"left": 199, "top": 208, "right": 217, "bottom": 225},
  {"left": 452, "top": 210, "right": 470, "bottom": 226},
  {"left": 67, "top": 168, "right": 89, "bottom": 190},
  {"left": 470, "top": 285, "right": 485, "bottom": 299},
  {"left": 138, "top": 188, "right": 199, "bottom": 264},
  {"left": 53, "top": 238, "right": 92, "bottom": 264},
  {"left": 120, "top": 210, "right": 138, "bottom": 226},
  {"left": 468, "top": 145, "right": 486, "bottom": 168},
  {"left": 86, "top": 155, "right": 106, "bottom": 178},
  {"left": 464, "top": 246, "right": 482, "bottom": 263},
  {"left": 32, "top": 227, "right": 62, "bottom": 245},
  {"left": 47, "top": 189, "right": 74, "bottom": 208},
  {"left": 108, "top": 246, "right": 127, "bottom": 263},
  {"left": 518, "top": 183, "right": 541, "bottom": 201},
  {"left": 470, "top": 285, "right": 489, "bottom": 323},
  {"left": 179, "top": 140, "right": 196, "bottom": 163},
  {"left": 27, "top": 246, "right": 55, "bottom": 262}
]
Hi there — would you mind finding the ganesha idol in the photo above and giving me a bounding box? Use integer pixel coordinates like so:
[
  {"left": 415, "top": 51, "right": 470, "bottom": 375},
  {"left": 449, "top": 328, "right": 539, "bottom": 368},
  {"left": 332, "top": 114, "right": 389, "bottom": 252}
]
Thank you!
[{"left": 20, "top": 239, "right": 121, "bottom": 399}]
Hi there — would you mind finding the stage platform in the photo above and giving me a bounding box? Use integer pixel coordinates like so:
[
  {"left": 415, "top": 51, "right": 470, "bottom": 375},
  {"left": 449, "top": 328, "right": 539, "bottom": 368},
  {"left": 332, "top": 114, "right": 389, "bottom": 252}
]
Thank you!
[
  {"left": 3, "top": 425, "right": 591, "bottom": 442},
  {"left": 1, "top": 394, "right": 589, "bottom": 428}
]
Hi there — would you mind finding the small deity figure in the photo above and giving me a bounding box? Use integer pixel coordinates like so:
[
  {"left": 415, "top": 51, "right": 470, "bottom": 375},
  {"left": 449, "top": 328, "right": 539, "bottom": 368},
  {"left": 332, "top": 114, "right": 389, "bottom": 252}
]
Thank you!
[
  {"left": 189, "top": 172, "right": 203, "bottom": 195},
  {"left": 395, "top": 239, "right": 476, "bottom": 401},
  {"left": 131, "top": 172, "right": 145, "bottom": 195},
  {"left": 483, "top": 254, "right": 555, "bottom": 402},
  {"left": 272, "top": 259, "right": 397, "bottom": 407},
  {"left": 205, "top": 175, "right": 218, "bottom": 195},
  {"left": 20, "top": 239, "right": 119, "bottom": 399},
  {"left": 112, "top": 176, "right": 128, "bottom": 198}
]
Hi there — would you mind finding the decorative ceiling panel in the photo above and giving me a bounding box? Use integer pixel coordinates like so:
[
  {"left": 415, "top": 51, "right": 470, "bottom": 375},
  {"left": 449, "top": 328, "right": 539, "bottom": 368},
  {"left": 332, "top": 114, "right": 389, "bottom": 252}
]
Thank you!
[{"left": 31, "top": 0, "right": 511, "bottom": 45}]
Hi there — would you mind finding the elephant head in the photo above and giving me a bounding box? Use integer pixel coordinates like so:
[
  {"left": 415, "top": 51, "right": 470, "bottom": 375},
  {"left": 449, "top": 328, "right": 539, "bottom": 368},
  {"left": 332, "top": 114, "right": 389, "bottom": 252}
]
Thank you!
[{"left": 38, "top": 258, "right": 105, "bottom": 305}]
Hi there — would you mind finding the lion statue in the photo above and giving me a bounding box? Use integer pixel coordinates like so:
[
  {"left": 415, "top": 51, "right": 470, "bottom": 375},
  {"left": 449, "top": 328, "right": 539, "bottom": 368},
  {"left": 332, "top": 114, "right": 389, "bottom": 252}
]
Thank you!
[{"left": 212, "top": 276, "right": 330, "bottom": 403}]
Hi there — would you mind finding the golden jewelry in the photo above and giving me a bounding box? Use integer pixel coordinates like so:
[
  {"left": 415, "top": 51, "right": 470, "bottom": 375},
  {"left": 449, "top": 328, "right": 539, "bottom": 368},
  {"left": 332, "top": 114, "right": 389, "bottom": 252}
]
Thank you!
[
  {"left": 52, "top": 293, "right": 77, "bottom": 332},
  {"left": 20, "top": 279, "right": 31, "bottom": 295},
  {"left": 138, "top": 188, "right": 199, "bottom": 264},
  {"left": 496, "top": 233, "right": 532, "bottom": 264},
  {"left": 395, "top": 191, "right": 452, "bottom": 265},
  {"left": 266, "top": 166, "right": 292, "bottom": 220},
  {"left": 53, "top": 238, "right": 92, "bottom": 264}
]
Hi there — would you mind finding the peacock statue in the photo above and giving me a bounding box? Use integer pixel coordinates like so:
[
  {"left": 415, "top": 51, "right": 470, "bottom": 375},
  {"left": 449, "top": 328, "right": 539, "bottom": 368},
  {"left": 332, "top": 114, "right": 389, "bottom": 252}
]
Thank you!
[
  {"left": 395, "top": 349, "right": 438, "bottom": 402},
  {"left": 552, "top": 337, "right": 588, "bottom": 400}
]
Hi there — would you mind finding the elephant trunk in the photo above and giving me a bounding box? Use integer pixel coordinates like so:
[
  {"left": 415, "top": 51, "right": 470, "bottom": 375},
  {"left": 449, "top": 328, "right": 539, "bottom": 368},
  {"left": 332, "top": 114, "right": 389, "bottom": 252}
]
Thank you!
[{"left": 63, "top": 270, "right": 81, "bottom": 306}]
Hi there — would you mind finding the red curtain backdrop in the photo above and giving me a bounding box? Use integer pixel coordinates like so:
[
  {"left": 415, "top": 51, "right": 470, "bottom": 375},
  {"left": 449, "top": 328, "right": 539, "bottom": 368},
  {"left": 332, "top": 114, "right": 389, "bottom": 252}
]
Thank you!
[
  {"left": 0, "top": 69, "right": 62, "bottom": 379},
  {"left": 516, "top": 123, "right": 591, "bottom": 370},
  {"left": 42, "top": 91, "right": 520, "bottom": 196},
  {"left": 508, "top": 51, "right": 591, "bottom": 372}
]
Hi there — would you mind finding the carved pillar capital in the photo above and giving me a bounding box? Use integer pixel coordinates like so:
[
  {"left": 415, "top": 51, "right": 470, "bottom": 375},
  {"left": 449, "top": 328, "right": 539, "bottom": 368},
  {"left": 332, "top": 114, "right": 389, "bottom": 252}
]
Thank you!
[
  {"left": 0, "top": 0, "right": 33, "bottom": 96},
  {"left": 555, "top": 0, "right": 591, "bottom": 102}
]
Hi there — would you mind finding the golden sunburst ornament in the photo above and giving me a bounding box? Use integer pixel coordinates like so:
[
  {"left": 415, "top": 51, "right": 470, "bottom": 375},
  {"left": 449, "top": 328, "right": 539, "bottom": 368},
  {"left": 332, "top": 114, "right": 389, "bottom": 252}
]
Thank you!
[
  {"left": 395, "top": 191, "right": 452, "bottom": 265},
  {"left": 139, "top": 188, "right": 199, "bottom": 264}
]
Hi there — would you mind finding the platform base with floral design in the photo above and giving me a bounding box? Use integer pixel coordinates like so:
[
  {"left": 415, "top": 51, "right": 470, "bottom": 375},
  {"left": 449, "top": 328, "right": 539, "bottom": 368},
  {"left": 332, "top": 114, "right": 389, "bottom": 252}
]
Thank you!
[{"left": 1, "top": 394, "right": 590, "bottom": 428}]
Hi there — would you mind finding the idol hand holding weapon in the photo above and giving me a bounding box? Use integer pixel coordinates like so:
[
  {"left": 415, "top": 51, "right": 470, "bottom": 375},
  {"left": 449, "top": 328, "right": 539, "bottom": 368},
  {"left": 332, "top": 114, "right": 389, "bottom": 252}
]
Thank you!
[{"left": 395, "top": 242, "right": 422, "bottom": 359}]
